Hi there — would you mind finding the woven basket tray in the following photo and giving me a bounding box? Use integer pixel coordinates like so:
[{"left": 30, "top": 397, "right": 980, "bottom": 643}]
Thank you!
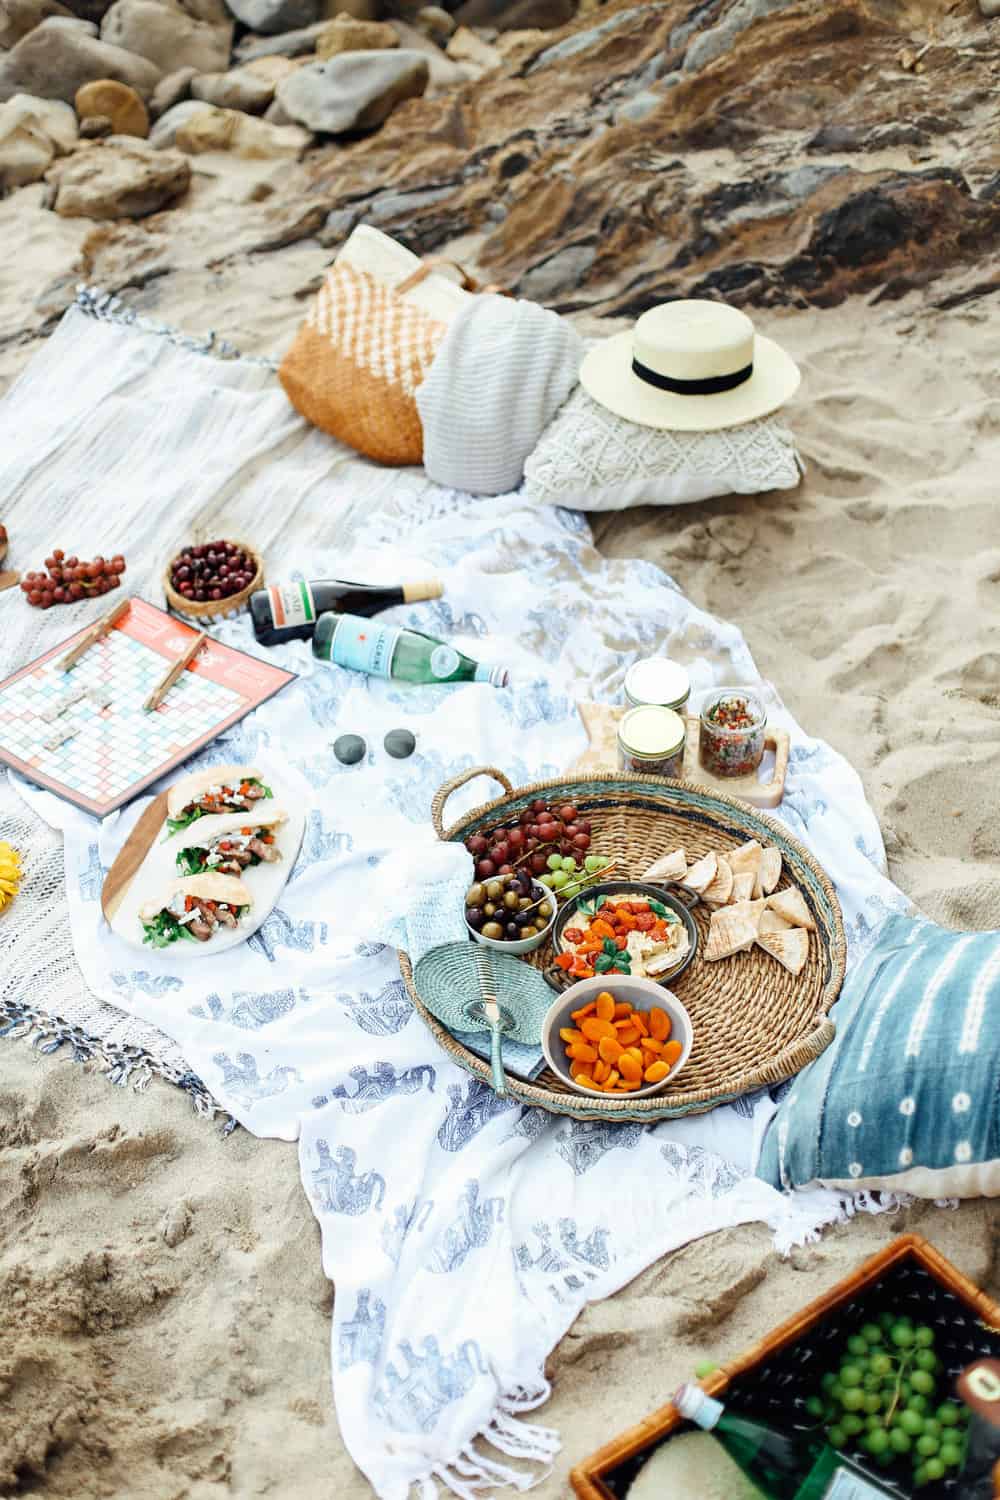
[{"left": 399, "top": 766, "right": 846, "bottom": 1122}]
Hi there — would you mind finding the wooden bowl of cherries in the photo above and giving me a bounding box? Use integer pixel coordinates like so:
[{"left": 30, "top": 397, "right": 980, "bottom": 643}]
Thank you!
[{"left": 164, "top": 538, "right": 262, "bottom": 621}]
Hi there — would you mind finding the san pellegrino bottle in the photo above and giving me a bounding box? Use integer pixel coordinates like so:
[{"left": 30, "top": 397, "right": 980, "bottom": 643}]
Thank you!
[
  {"left": 250, "top": 578, "right": 443, "bottom": 646},
  {"left": 312, "top": 611, "right": 510, "bottom": 688},
  {"left": 672, "top": 1385, "right": 895, "bottom": 1499}
]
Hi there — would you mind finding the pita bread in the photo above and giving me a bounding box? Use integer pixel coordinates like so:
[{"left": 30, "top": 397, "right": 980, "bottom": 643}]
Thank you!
[
  {"left": 731, "top": 871, "right": 755, "bottom": 903},
  {"left": 759, "top": 847, "right": 782, "bottom": 895},
  {"left": 702, "top": 856, "right": 734, "bottom": 907},
  {"left": 642, "top": 848, "right": 688, "bottom": 883},
  {"left": 683, "top": 851, "right": 718, "bottom": 894},
  {"left": 704, "top": 902, "right": 760, "bottom": 961},
  {"left": 759, "top": 908, "right": 792, "bottom": 936},
  {"left": 766, "top": 885, "right": 816, "bottom": 930},
  {"left": 757, "top": 926, "right": 809, "bottom": 976},
  {"left": 140, "top": 872, "right": 252, "bottom": 922},
  {"left": 179, "top": 808, "right": 288, "bottom": 847},
  {"left": 167, "top": 765, "right": 263, "bottom": 818},
  {"left": 728, "top": 839, "right": 763, "bottom": 898}
]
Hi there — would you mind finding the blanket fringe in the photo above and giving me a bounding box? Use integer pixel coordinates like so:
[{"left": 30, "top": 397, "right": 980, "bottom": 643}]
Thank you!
[
  {"left": 74, "top": 284, "right": 277, "bottom": 370},
  {"left": 418, "top": 1392, "right": 560, "bottom": 1500},
  {"left": 770, "top": 1185, "right": 912, "bottom": 1257}
]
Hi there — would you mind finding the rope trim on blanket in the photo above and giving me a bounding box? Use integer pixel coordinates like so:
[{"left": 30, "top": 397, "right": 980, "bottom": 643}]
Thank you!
[
  {"left": 416, "top": 1386, "right": 560, "bottom": 1500},
  {"left": 74, "top": 285, "right": 280, "bottom": 371}
]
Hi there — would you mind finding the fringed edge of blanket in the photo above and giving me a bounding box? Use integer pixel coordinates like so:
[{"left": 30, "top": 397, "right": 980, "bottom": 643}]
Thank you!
[
  {"left": 410, "top": 1383, "right": 560, "bottom": 1500},
  {"left": 73, "top": 284, "right": 279, "bottom": 371},
  {"left": 0, "top": 996, "right": 234, "bottom": 1130}
]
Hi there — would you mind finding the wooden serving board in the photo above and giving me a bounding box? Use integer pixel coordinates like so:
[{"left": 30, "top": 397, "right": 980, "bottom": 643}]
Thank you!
[
  {"left": 573, "top": 702, "right": 789, "bottom": 809},
  {"left": 0, "top": 532, "right": 19, "bottom": 593},
  {"left": 101, "top": 790, "right": 169, "bottom": 922}
]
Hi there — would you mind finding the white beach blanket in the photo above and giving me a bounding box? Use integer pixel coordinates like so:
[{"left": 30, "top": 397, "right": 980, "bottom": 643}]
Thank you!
[{"left": 0, "top": 296, "right": 910, "bottom": 1500}]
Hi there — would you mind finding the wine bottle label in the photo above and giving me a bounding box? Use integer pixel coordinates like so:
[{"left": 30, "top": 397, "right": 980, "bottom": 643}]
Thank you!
[
  {"left": 430, "top": 645, "right": 461, "bottom": 679},
  {"left": 329, "top": 617, "right": 400, "bottom": 678},
  {"left": 822, "top": 1468, "right": 887, "bottom": 1497},
  {"left": 268, "top": 582, "right": 316, "bottom": 630}
]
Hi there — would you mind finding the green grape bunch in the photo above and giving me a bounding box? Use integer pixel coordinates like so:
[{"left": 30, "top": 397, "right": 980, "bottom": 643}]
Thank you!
[{"left": 806, "top": 1311, "right": 969, "bottom": 1489}]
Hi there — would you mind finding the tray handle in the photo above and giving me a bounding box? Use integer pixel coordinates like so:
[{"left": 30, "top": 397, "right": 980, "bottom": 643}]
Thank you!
[
  {"left": 431, "top": 766, "right": 514, "bottom": 840},
  {"left": 660, "top": 880, "right": 701, "bottom": 911}
]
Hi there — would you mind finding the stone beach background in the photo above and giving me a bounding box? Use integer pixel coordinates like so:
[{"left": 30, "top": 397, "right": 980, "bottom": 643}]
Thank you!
[{"left": 3, "top": 0, "right": 1000, "bottom": 1494}]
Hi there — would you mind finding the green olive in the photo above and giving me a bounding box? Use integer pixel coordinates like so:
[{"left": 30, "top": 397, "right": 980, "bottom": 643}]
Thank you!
[
  {"left": 540, "top": 903, "right": 554, "bottom": 921},
  {"left": 518, "top": 897, "right": 532, "bottom": 912},
  {"left": 483, "top": 903, "right": 496, "bottom": 917},
  {"left": 503, "top": 891, "right": 520, "bottom": 910},
  {"left": 466, "top": 883, "right": 485, "bottom": 907},
  {"left": 486, "top": 881, "right": 503, "bottom": 901},
  {"left": 481, "top": 921, "right": 504, "bottom": 941},
  {"left": 521, "top": 925, "right": 538, "bottom": 938}
]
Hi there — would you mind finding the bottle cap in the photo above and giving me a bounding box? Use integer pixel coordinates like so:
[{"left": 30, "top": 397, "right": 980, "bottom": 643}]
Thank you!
[
  {"left": 672, "top": 1383, "right": 723, "bottom": 1430},
  {"left": 402, "top": 580, "right": 444, "bottom": 603}
]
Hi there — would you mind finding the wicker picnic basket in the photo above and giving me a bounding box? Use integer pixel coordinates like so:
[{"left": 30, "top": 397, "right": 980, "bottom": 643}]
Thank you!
[{"left": 399, "top": 766, "right": 847, "bottom": 1122}]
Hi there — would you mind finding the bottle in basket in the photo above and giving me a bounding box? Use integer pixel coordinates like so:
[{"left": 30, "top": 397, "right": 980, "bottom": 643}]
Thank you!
[
  {"left": 672, "top": 1385, "right": 896, "bottom": 1498},
  {"left": 313, "top": 612, "right": 510, "bottom": 688}
]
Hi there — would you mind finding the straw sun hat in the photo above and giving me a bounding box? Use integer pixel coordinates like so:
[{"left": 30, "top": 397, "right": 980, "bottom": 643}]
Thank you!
[{"left": 579, "top": 299, "right": 800, "bottom": 433}]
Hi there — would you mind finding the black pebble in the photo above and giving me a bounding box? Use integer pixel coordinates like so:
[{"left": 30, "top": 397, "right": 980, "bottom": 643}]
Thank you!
[
  {"left": 334, "top": 733, "right": 366, "bottom": 766},
  {"left": 384, "top": 728, "right": 416, "bottom": 760}
]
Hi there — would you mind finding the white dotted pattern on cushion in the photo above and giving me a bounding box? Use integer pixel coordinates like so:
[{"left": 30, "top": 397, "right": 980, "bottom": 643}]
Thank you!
[{"left": 523, "top": 382, "right": 803, "bottom": 511}]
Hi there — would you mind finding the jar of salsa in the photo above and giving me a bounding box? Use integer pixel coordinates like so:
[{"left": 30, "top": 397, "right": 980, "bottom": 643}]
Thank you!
[
  {"left": 617, "top": 706, "right": 686, "bottom": 778},
  {"left": 623, "top": 658, "right": 691, "bottom": 715},
  {"left": 699, "top": 687, "right": 766, "bottom": 778}
]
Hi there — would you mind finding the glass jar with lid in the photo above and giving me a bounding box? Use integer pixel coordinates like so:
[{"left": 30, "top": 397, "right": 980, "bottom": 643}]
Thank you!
[
  {"left": 617, "top": 705, "right": 686, "bottom": 778},
  {"left": 623, "top": 658, "right": 691, "bottom": 715},
  {"left": 699, "top": 686, "right": 767, "bottom": 778}
]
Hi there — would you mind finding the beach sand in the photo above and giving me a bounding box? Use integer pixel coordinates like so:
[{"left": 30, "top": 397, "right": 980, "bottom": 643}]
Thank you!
[{"left": 3, "top": 166, "right": 1000, "bottom": 1499}]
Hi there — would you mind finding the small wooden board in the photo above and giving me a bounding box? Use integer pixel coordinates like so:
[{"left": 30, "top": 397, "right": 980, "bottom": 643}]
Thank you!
[
  {"left": 100, "top": 791, "right": 168, "bottom": 922},
  {"left": 0, "top": 570, "right": 19, "bottom": 593},
  {"left": 573, "top": 702, "right": 789, "bottom": 809}
]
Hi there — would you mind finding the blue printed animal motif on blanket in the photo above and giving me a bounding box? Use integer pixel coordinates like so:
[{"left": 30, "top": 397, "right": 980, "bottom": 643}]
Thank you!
[
  {"left": 513, "top": 1218, "right": 612, "bottom": 1302},
  {"left": 436, "top": 1079, "right": 513, "bottom": 1152},
  {"left": 384, "top": 751, "right": 476, "bottom": 825},
  {"left": 191, "top": 988, "right": 302, "bottom": 1029},
  {"left": 659, "top": 1142, "right": 744, "bottom": 1199},
  {"left": 78, "top": 843, "right": 104, "bottom": 901},
  {"left": 109, "top": 970, "right": 183, "bottom": 1001},
  {"left": 424, "top": 1180, "right": 504, "bottom": 1274},
  {"left": 373, "top": 1337, "right": 488, "bottom": 1434},
  {"left": 246, "top": 909, "right": 328, "bottom": 963},
  {"left": 288, "top": 811, "right": 353, "bottom": 881},
  {"left": 211, "top": 1051, "right": 302, "bottom": 1110},
  {"left": 338, "top": 1289, "right": 387, "bottom": 1370},
  {"left": 340, "top": 980, "right": 412, "bottom": 1036},
  {"left": 329, "top": 1061, "right": 436, "bottom": 1113},
  {"left": 312, "top": 1141, "right": 385, "bottom": 1215},
  {"left": 381, "top": 1198, "right": 434, "bottom": 1265},
  {"left": 555, "top": 1119, "right": 644, "bottom": 1176}
]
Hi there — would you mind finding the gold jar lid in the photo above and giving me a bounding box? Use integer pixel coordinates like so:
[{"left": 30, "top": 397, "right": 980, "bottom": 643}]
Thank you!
[
  {"left": 624, "top": 658, "right": 691, "bottom": 711},
  {"left": 618, "top": 705, "right": 686, "bottom": 760}
]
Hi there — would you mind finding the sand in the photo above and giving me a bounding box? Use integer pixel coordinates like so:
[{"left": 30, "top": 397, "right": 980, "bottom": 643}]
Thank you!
[{"left": 3, "top": 157, "right": 1000, "bottom": 1500}]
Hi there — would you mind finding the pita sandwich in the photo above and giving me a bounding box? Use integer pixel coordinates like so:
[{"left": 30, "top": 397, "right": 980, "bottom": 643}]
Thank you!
[
  {"left": 759, "top": 847, "right": 782, "bottom": 895},
  {"left": 683, "top": 850, "right": 718, "bottom": 894},
  {"left": 166, "top": 765, "right": 272, "bottom": 832},
  {"left": 702, "top": 856, "right": 734, "bottom": 907},
  {"left": 643, "top": 848, "right": 688, "bottom": 883},
  {"left": 766, "top": 885, "right": 816, "bottom": 931},
  {"left": 174, "top": 808, "right": 288, "bottom": 876},
  {"left": 140, "top": 872, "right": 252, "bottom": 948},
  {"left": 757, "top": 925, "right": 809, "bottom": 976}
]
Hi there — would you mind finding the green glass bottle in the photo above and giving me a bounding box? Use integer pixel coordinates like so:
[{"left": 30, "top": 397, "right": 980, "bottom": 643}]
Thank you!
[
  {"left": 312, "top": 611, "right": 510, "bottom": 688},
  {"left": 672, "top": 1385, "right": 896, "bottom": 1499}
]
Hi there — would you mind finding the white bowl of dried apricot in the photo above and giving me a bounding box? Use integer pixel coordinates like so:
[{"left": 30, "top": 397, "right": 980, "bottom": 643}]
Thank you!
[{"left": 541, "top": 975, "right": 693, "bottom": 1099}]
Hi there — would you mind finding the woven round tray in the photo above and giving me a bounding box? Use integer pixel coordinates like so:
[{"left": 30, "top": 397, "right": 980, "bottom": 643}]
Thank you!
[
  {"left": 162, "top": 537, "right": 262, "bottom": 622},
  {"left": 399, "top": 766, "right": 846, "bottom": 1121}
]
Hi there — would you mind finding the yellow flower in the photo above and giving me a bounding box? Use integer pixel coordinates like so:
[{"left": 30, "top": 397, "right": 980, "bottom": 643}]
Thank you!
[{"left": 0, "top": 840, "right": 21, "bottom": 911}]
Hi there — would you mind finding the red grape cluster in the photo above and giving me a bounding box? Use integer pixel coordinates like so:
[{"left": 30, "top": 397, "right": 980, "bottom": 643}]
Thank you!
[
  {"left": 20, "top": 549, "right": 126, "bottom": 608},
  {"left": 170, "top": 540, "right": 256, "bottom": 604},
  {"left": 465, "top": 799, "right": 592, "bottom": 882}
]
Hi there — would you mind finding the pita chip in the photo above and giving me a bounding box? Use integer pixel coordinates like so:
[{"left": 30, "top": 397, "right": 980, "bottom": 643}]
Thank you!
[
  {"left": 683, "top": 850, "right": 718, "bottom": 894},
  {"left": 643, "top": 848, "right": 687, "bottom": 883},
  {"left": 757, "top": 925, "right": 809, "bottom": 976},
  {"left": 759, "top": 847, "right": 782, "bottom": 895},
  {"left": 759, "top": 908, "right": 792, "bottom": 936},
  {"left": 702, "top": 856, "right": 734, "bottom": 907},
  {"left": 766, "top": 885, "right": 816, "bottom": 931},
  {"left": 704, "top": 902, "right": 760, "bottom": 961},
  {"left": 731, "top": 871, "right": 755, "bottom": 903}
]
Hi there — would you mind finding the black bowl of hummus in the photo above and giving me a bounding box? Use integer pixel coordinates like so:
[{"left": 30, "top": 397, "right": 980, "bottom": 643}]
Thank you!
[{"left": 549, "top": 879, "right": 700, "bottom": 990}]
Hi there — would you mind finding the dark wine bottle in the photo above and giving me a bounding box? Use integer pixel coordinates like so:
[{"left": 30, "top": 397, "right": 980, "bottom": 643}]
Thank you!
[{"left": 249, "top": 578, "right": 443, "bottom": 647}]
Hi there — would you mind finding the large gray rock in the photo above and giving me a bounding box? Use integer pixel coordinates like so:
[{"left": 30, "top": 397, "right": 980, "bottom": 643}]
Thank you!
[
  {"left": 275, "top": 48, "right": 427, "bottom": 132},
  {"left": 101, "top": 0, "right": 233, "bottom": 74},
  {"left": 0, "top": 92, "right": 77, "bottom": 187},
  {"left": 147, "top": 96, "right": 205, "bottom": 145},
  {"left": 190, "top": 68, "right": 275, "bottom": 111},
  {"left": 0, "top": 0, "right": 74, "bottom": 47},
  {"left": 223, "top": 0, "right": 317, "bottom": 33},
  {"left": 46, "top": 133, "right": 190, "bottom": 215},
  {"left": 0, "top": 16, "right": 161, "bottom": 103},
  {"left": 149, "top": 63, "right": 197, "bottom": 116}
]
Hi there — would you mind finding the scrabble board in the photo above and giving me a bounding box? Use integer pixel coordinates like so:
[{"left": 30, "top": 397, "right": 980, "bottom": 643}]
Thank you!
[{"left": 0, "top": 598, "right": 295, "bottom": 817}]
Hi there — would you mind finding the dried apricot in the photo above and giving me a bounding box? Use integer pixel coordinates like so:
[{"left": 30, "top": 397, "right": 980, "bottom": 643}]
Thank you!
[
  {"left": 592, "top": 1060, "right": 610, "bottom": 1084},
  {"left": 555, "top": 953, "right": 575, "bottom": 971},
  {"left": 598, "top": 1036, "right": 623, "bottom": 1065},
  {"left": 581, "top": 1017, "right": 617, "bottom": 1043},
  {"left": 662, "top": 1039, "right": 683, "bottom": 1065},
  {"left": 567, "top": 1043, "right": 598, "bottom": 1063},
  {"left": 618, "top": 1053, "right": 643, "bottom": 1083},
  {"left": 603, "top": 1069, "right": 620, "bottom": 1090},
  {"left": 613, "top": 1002, "right": 632, "bottom": 1019},
  {"left": 571, "top": 1002, "right": 597, "bottom": 1021},
  {"left": 575, "top": 1074, "right": 597, "bottom": 1090},
  {"left": 595, "top": 991, "right": 616, "bottom": 1022},
  {"left": 590, "top": 919, "right": 615, "bottom": 940},
  {"left": 617, "top": 1078, "right": 641, "bottom": 1091},
  {"left": 649, "top": 1006, "right": 670, "bottom": 1042},
  {"left": 615, "top": 1023, "right": 640, "bottom": 1046},
  {"left": 560, "top": 1027, "right": 584, "bottom": 1044},
  {"left": 632, "top": 1012, "right": 649, "bottom": 1037},
  {"left": 644, "top": 1061, "right": 670, "bottom": 1084},
  {"left": 641, "top": 1037, "right": 663, "bottom": 1054},
  {"left": 570, "top": 1060, "right": 590, "bottom": 1081}
]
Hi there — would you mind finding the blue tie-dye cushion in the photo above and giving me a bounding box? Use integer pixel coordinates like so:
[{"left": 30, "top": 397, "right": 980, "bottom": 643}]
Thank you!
[{"left": 758, "top": 913, "right": 1000, "bottom": 1197}]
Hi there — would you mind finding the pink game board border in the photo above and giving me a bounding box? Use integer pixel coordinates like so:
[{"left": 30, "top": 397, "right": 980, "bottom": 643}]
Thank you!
[{"left": 0, "top": 598, "right": 296, "bottom": 818}]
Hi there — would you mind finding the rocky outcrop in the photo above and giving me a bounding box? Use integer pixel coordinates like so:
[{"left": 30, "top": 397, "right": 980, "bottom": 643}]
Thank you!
[
  {"left": 0, "top": 92, "right": 76, "bottom": 187},
  {"left": 100, "top": 0, "right": 233, "bottom": 75},
  {"left": 275, "top": 48, "right": 428, "bottom": 132},
  {"left": 175, "top": 103, "right": 310, "bottom": 155},
  {"left": 0, "top": 16, "right": 161, "bottom": 103},
  {"left": 45, "top": 133, "right": 190, "bottom": 215},
  {"left": 75, "top": 78, "right": 149, "bottom": 135}
]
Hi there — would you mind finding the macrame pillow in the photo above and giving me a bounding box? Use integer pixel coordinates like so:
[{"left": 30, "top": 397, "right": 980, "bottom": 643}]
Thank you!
[
  {"left": 757, "top": 913, "right": 1000, "bottom": 1199},
  {"left": 523, "top": 383, "right": 802, "bottom": 510}
]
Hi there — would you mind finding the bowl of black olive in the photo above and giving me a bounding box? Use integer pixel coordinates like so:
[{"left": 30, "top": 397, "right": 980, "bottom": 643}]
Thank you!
[{"left": 464, "top": 870, "right": 557, "bottom": 955}]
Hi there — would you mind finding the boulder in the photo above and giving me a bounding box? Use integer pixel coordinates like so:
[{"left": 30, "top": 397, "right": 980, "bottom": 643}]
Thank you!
[
  {"left": 234, "top": 19, "right": 328, "bottom": 57},
  {"left": 101, "top": 0, "right": 233, "bottom": 75},
  {"left": 415, "top": 5, "right": 454, "bottom": 43},
  {"left": 79, "top": 112, "right": 113, "bottom": 134},
  {"left": 175, "top": 103, "right": 309, "bottom": 155},
  {"left": 223, "top": 0, "right": 318, "bottom": 33},
  {"left": 275, "top": 48, "right": 427, "bottom": 132},
  {"left": 0, "top": 0, "right": 74, "bottom": 47},
  {"left": 148, "top": 97, "right": 205, "bottom": 145},
  {"left": 388, "top": 19, "right": 469, "bottom": 88},
  {"left": 315, "top": 13, "right": 397, "bottom": 55},
  {"left": 0, "top": 17, "right": 161, "bottom": 104},
  {"left": 75, "top": 77, "right": 149, "bottom": 134},
  {"left": 190, "top": 68, "right": 275, "bottom": 111},
  {"left": 0, "top": 92, "right": 77, "bottom": 186},
  {"left": 241, "top": 53, "right": 301, "bottom": 82},
  {"left": 149, "top": 64, "right": 197, "bottom": 117},
  {"left": 46, "top": 133, "right": 190, "bottom": 215}
]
